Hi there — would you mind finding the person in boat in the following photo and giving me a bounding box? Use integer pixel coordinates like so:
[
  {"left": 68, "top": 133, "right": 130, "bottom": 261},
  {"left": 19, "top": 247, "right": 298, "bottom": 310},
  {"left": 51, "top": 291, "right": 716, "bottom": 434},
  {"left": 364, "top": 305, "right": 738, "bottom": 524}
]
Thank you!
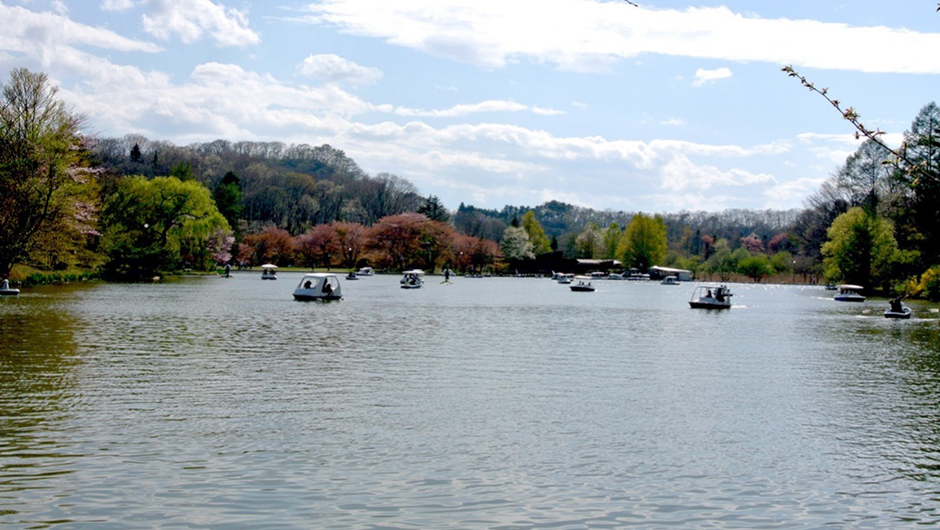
[
  {"left": 890, "top": 296, "right": 903, "bottom": 313},
  {"left": 322, "top": 281, "right": 333, "bottom": 296},
  {"left": 304, "top": 280, "right": 312, "bottom": 289},
  {"left": 1, "top": 279, "right": 8, "bottom": 290}
]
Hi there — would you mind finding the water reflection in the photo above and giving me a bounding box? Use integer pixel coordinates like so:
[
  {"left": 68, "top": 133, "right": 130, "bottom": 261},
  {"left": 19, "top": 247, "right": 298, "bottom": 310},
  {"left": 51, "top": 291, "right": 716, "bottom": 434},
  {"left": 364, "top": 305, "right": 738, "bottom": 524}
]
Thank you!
[
  {"left": 0, "top": 286, "right": 83, "bottom": 524},
  {"left": 0, "top": 277, "right": 939, "bottom": 527}
]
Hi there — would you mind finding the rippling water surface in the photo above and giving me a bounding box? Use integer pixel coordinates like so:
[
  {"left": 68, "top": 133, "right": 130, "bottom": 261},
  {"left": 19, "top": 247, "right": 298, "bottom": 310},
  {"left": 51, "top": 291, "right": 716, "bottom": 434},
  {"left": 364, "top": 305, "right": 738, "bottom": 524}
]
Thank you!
[{"left": 2, "top": 274, "right": 940, "bottom": 528}]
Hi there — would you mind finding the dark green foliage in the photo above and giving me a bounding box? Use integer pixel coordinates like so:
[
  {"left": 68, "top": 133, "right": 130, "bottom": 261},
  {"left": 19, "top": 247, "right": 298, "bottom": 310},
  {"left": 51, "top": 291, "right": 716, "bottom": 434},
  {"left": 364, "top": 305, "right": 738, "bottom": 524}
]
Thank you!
[
  {"left": 417, "top": 195, "right": 450, "bottom": 222},
  {"left": 214, "top": 171, "right": 243, "bottom": 234}
]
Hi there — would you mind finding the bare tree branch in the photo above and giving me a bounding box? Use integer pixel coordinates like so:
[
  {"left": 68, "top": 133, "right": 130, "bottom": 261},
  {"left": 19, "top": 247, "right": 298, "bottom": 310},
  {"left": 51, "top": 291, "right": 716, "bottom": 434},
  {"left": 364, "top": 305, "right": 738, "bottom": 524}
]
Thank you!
[{"left": 782, "top": 65, "right": 932, "bottom": 183}]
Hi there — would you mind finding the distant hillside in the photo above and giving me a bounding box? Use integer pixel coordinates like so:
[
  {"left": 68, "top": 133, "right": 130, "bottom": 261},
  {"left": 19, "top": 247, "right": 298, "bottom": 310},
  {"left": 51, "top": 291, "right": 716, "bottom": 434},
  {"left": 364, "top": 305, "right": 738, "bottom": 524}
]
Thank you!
[{"left": 90, "top": 135, "right": 800, "bottom": 250}]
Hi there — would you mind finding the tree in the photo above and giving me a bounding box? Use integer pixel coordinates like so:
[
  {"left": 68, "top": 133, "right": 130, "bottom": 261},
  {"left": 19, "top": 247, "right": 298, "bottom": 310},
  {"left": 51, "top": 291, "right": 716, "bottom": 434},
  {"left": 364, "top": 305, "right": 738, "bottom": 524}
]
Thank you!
[
  {"left": 500, "top": 226, "right": 535, "bottom": 261},
  {"left": 352, "top": 173, "right": 422, "bottom": 225},
  {"left": 0, "top": 68, "right": 85, "bottom": 278},
  {"left": 520, "top": 211, "right": 551, "bottom": 255},
  {"left": 453, "top": 234, "right": 499, "bottom": 273},
  {"left": 896, "top": 103, "right": 940, "bottom": 266},
  {"left": 100, "top": 176, "right": 230, "bottom": 277},
  {"left": 836, "top": 139, "right": 893, "bottom": 213},
  {"left": 822, "top": 207, "right": 899, "bottom": 291},
  {"left": 332, "top": 221, "right": 366, "bottom": 270},
  {"left": 574, "top": 223, "right": 603, "bottom": 259},
  {"left": 418, "top": 219, "right": 458, "bottom": 272},
  {"left": 130, "top": 143, "right": 142, "bottom": 163},
  {"left": 705, "top": 239, "right": 738, "bottom": 281},
  {"left": 366, "top": 213, "right": 426, "bottom": 270},
  {"left": 617, "top": 213, "right": 667, "bottom": 270},
  {"left": 417, "top": 195, "right": 450, "bottom": 222},
  {"left": 601, "top": 223, "right": 621, "bottom": 259},
  {"left": 738, "top": 254, "right": 773, "bottom": 283},
  {"left": 238, "top": 226, "right": 295, "bottom": 267},
  {"left": 214, "top": 171, "right": 243, "bottom": 234},
  {"left": 295, "top": 224, "right": 339, "bottom": 269}
]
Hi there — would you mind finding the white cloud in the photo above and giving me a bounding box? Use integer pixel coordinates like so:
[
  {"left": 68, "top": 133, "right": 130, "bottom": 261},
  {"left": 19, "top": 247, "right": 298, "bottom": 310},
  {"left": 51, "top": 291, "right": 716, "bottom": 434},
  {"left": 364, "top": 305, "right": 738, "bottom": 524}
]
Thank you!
[
  {"left": 298, "top": 54, "right": 381, "bottom": 86},
  {"left": 141, "top": 0, "right": 260, "bottom": 47},
  {"left": 52, "top": 1, "right": 68, "bottom": 15},
  {"left": 391, "top": 100, "right": 563, "bottom": 118},
  {"left": 763, "top": 177, "right": 827, "bottom": 208},
  {"left": 692, "top": 67, "right": 732, "bottom": 87},
  {"left": 659, "top": 117, "right": 686, "bottom": 126},
  {"left": 101, "top": 0, "right": 135, "bottom": 12},
  {"left": 660, "top": 155, "right": 776, "bottom": 192},
  {"left": 0, "top": 3, "right": 161, "bottom": 59},
  {"left": 297, "top": 0, "right": 940, "bottom": 74}
]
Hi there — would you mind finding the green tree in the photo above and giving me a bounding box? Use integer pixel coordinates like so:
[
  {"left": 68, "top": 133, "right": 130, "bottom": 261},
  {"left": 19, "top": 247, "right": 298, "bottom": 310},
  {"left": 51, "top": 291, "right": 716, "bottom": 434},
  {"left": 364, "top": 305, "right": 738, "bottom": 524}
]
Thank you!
[
  {"left": 617, "top": 213, "right": 667, "bottom": 271},
  {"left": 0, "top": 68, "right": 85, "bottom": 278},
  {"left": 417, "top": 195, "right": 450, "bottom": 222},
  {"left": 520, "top": 211, "right": 551, "bottom": 255},
  {"left": 601, "top": 222, "right": 621, "bottom": 259},
  {"left": 130, "top": 143, "right": 142, "bottom": 163},
  {"left": 738, "top": 254, "right": 773, "bottom": 283},
  {"left": 896, "top": 102, "right": 940, "bottom": 266},
  {"left": 100, "top": 176, "right": 230, "bottom": 278},
  {"left": 705, "top": 239, "right": 737, "bottom": 281},
  {"left": 214, "top": 171, "right": 243, "bottom": 233},
  {"left": 822, "top": 207, "right": 899, "bottom": 291}
]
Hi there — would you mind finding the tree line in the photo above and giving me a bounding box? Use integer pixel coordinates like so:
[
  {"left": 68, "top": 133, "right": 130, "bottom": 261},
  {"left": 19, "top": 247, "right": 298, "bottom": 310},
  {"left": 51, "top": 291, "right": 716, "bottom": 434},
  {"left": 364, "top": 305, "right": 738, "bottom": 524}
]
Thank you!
[{"left": 1, "top": 67, "right": 937, "bottom": 300}]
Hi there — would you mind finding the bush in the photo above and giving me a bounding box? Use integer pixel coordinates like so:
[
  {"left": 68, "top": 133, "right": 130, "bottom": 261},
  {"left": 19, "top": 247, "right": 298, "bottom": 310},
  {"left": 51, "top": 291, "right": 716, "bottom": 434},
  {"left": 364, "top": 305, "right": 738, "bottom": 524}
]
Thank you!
[{"left": 919, "top": 267, "right": 940, "bottom": 302}]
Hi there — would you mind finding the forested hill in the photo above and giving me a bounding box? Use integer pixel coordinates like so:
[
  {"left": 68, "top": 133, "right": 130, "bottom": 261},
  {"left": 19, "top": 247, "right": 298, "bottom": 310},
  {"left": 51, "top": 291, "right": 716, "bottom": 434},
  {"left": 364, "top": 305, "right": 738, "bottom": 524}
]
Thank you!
[
  {"left": 91, "top": 135, "right": 424, "bottom": 234},
  {"left": 90, "top": 135, "right": 799, "bottom": 244},
  {"left": 455, "top": 201, "right": 800, "bottom": 247}
]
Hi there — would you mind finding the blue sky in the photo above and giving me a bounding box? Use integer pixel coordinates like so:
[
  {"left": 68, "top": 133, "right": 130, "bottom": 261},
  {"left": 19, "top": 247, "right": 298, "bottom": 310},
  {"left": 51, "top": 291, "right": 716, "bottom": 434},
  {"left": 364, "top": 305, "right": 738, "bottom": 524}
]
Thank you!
[{"left": 1, "top": 1, "right": 938, "bottom": 213}]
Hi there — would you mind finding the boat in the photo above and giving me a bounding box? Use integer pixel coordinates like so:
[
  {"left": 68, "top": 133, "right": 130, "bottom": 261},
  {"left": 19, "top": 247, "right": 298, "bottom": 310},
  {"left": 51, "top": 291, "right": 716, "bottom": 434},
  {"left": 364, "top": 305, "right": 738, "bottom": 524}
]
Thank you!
[
  {"left": 570, "top": 276, "right": 595, "bottom": 292},
  {"left": 557, "top": 273, "right": 573, "bottom": 284},
  {"left": 357, "top": 267, "right": 374, "bottom": 276},
  {"left": 661, "top": 275, "right": 680, "bottom": 285},
  {"left": 0, "top": 279, "right": 19, "bottom": 296},
  {"left": 346, "top": 271, "right": 359, "bottom": 280},
  {"left": 884, "top": 298, "right": 912, "bottom": 319},
  {"left": 293, "top": 273, "right": 342, "bottom": 301},
  {"left": 834, "top": 284, "right": 866, "bottom": 302},
  {"left": 261, "top": 263, "right": 278, "bottom": 280},
  {"left": 400, "top": 269, "right": 425, "bottom": 289},
  {"left": 689, "top": 285, "right": 733, "bottom": 309}
]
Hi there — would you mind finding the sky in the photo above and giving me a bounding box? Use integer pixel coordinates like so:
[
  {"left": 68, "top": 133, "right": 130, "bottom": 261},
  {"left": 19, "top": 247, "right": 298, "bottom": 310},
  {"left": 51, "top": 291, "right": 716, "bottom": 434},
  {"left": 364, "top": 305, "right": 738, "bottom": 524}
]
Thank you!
[{"left": 1, "top": 1, "right": 938, "bottom": 214}]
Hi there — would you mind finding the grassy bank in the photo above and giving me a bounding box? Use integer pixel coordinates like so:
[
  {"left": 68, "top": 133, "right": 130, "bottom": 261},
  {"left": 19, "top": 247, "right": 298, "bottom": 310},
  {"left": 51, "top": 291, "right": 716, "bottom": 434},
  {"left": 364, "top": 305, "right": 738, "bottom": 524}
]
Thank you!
[{"left": 9, "top": 265, "right": 102, "bottom": 287}]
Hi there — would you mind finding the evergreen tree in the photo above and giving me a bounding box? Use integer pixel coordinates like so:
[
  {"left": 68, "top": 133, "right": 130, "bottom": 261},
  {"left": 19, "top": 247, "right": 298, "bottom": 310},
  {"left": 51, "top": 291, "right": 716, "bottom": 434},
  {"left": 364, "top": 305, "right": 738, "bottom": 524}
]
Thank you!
[{"left": 417, "top": 195, "right": 450, "bottom": 222}]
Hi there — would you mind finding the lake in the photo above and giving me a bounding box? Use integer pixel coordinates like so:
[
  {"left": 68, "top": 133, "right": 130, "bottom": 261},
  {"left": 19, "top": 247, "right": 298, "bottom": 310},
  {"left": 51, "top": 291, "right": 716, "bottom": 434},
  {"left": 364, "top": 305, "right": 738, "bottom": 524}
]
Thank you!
[{"left": 2, "top": 274, "right": 940, "bottom": 528}]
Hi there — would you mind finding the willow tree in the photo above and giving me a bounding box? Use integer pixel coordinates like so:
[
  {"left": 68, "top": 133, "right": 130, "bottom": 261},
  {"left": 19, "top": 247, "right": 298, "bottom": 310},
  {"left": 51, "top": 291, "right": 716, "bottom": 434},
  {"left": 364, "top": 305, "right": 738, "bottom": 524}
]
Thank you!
[
  {"left": 100, "top": 176, "right": 230, "bottom": 278},
  {"left": 0, "top": 68, "right": 85, "bottom": 278}
]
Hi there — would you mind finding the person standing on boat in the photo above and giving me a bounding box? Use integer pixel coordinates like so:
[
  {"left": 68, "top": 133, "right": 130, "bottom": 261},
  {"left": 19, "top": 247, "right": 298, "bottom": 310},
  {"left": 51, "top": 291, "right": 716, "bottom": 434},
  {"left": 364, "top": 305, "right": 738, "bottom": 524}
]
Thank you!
[
  {"left": 444, "top": 269, "right": 450, "bottom": 282},
  {"left": 890, "top": 296, "right": 903, "bottom": 313}
]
